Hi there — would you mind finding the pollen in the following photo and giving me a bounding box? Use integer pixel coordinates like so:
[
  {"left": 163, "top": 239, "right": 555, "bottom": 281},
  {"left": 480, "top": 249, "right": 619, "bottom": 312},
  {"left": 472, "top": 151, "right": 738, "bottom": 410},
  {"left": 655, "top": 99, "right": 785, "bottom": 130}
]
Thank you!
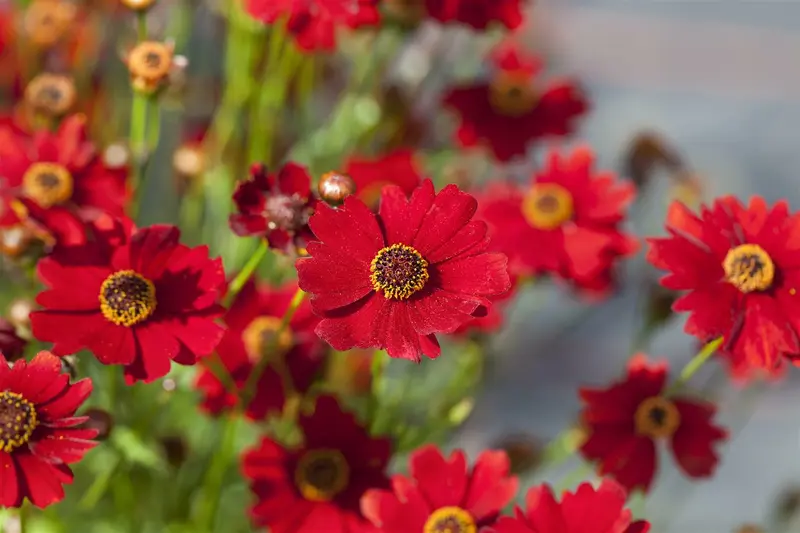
[
  {"left": 423, "top": 506, "right": 477, "bottom": 533},
  {"left": 634, "top": 396, "right": 681, "bottom": 439},
  {"left": 370, "top": 243, "right": 429, "bottom": 300},
  {"left": 522, "top": 182, "right": 574, "bottom": 230},
  {"left": 294, "top": 449, "right": 350, "bottom": 502},
  {"left": 723, "top": 244, "right": 775, "bottom": 293},
  {"left": 22, "top": 162, "right": 74, "bottom": 208},
  {"left": 489, "top": 69, "right": 538, "bottom": 117},
  {"left": 0, "top": 391, "right": 38, "bottom": 453},
  {"left": 99, "top": 270, "right": 157, "bottom": 327}
]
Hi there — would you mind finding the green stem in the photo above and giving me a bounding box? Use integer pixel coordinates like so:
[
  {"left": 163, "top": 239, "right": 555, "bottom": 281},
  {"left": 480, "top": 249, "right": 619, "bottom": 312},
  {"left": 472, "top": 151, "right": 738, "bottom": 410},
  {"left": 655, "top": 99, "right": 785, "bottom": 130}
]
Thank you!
[
  {"left": 136, "top": 11, "right": 148, "bottom": 41},
  {"left": 226, "top": 240, "right": 268, "bottom": 303},
  {"left": 666, "top": 336, "right": 723, "bottom": 394},
  {"left": 18, "top": 502, "right": 29, "bottom": 533},
  {"left": 195, "top": 414, "right": 238, "bottom": 532}
]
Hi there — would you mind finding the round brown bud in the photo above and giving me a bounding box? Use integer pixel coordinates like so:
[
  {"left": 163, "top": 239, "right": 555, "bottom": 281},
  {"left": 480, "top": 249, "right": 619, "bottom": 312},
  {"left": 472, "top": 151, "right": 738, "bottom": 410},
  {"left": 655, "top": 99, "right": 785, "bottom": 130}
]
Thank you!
[
  {"left": 23, "top": 0, "right": 76, "bottom": 49},
  {"left": 7, "top": 299, "right": 34, "bottom": 330},
  {"left": 25, "top": 74, "right": 76, "bottom": 118},
  {"left": 79, "top": 408, "right": 115, "bottom": 441},
  {"left": 126, "top": 41, "right": 174, "bottom": 94},
  {"left": 160, "top": 435, "right": 188, "bottom": 468},
  {"left": 120, "top": 0, "right": 156, "bottom": 10},
  {"left": 318, "top": 171, "right": 356, "bottom": 206},
  {"left": 490, "top": 433, "right": 543, "bottom": 476}
]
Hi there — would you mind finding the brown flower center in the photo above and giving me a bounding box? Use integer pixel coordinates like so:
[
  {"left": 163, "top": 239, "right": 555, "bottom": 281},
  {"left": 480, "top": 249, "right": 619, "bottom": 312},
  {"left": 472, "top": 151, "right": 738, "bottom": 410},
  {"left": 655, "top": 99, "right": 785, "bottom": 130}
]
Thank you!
[
  {"left": 294, "top": 449, "right": 350, "bottom": 502},
  {"left": 241, "top": 316, "right": 294, "bottom": 363},
  {"left": 264, "top": 194, "right": 311, "bottom": 232},
  {"left": 128, "top": 41, "right": 173, "bottom": 81},
  {"left": 370, "top": 243, "right": 429, "bottom": 300},
  {"left": 25, "top": 74, "right": 76, "bottom": 116},
  {"left": 723, "top": 244, "right": 775, "bottom": 293},
  {"left": 0, "top": 391, "right": 38, "bottom": 453},
  {"left": 522, "top": 183, "right": 574, "bottom": 230},
  {"left": 634, "top": 396, "right": 681, "bottom": 439},
  {"left": 22, "top": 162, "right": 74, "bottom": 208},
  {"left": 99, "top": 270, "right": 157, "bottom": 327},
  {"left": 23, "top": 0, "right": 74, "bottom": 48},
  {"left": 489, "top": 70, "right": 538, "bottom": 117},
  {"left": 423, "top": 507, "right": 477, "bottom": 533}
]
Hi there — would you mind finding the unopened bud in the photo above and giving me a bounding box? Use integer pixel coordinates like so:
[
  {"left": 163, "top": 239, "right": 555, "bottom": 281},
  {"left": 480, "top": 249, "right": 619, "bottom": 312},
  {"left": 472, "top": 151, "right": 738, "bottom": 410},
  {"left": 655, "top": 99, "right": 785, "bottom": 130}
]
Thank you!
[
  {"left": 79, "top": 408, "right": 115, "bottom": 441},
  {"left": 490, "top": 433, "right": 543, "bottom": 476},
  {"left": 318, "top": 171, "right": 356, "bottom": 206}
]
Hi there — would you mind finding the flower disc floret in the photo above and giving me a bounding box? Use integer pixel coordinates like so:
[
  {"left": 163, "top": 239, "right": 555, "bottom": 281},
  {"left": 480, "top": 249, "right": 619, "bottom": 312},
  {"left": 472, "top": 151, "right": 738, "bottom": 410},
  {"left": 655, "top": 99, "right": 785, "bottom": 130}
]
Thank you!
[
  {"left": 0, "top": 391, "right": 38, "bottom": 453},
  {"left": 424, "top": 507, "right": 477, "bottom": 533},
  {"left": 22, "top": 162, "right": 73, "bottom": 208},
  {"left": 723, "top": 243, "right": 775, "bottom": 293},
  {"left": 634, "top": 396, "right": 681, "bottom": 439},
  {"left": 522, "top": 182, "right": 574, "bottom": 230},
  {"left": 370, "top": 243, "right": 430, "bottom": 300},
  {"left": 99, "top": 269, "right": 157, "bottom": 327},
  {"left": 294, "top": 448, "right": 351, "bottom": 502}
]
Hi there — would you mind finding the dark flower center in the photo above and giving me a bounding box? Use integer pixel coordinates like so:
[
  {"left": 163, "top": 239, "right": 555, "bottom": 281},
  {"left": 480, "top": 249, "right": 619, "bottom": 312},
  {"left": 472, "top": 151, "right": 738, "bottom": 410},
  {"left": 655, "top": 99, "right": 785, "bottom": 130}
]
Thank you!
[
  {"left": 634, "top": 396, "right": 681, "bottom": 439},
  {"left": 0, "top": 391, "right": 38, "bottom": 453},
  {"left": 423, "top": 507, "right": 477, "bottom": 533},
  {"left": 22, "top": 162, "right": 73, "bottom": 208},
  {"left": 264, "top": 194, "right": 311, "bottom": 232},
  {"left": 294, "top": 449, "right": 350, "bottom": 502},
  {"left": 144, "top": 51, "right": 162, "bottom": 68},
  {"left": 489, "top": 69, "right": 538, "bottom": 117},
  {"left": 37, "top": 85, "right": 63, "bottom": 104},
  {"left": 522, "top": 183, "right": 574, "bottom": 230},
  {"left": 129, "top": 42, "right": 172, "bottom": 79},
  {"left": 242, "top": 316, "right": 294, "bottom": 362},
  {"left": 99, "top": 270, "right": 157, "bottom": 327},
  {"left": 723, "top": 243, "right": 775, "bottom": 293},
  {"left": 370, "top": 243, "right": 429, "bottom": 300}
]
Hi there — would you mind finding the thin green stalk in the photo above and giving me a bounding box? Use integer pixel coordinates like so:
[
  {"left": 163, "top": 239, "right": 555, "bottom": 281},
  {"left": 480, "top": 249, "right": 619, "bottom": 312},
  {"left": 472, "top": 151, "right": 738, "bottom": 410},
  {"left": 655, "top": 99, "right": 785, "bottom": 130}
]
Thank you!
[
  {"left": 226, "top": 240, "right": 268, "bottom": 303},
  {"left": 195, "top": 414, "right": 239, "bottom": 531},
  {"left": 137, "top": 11, "right": 148, "bottom": 41},
  {"left": 666, "top": 336, "right": 723, "bottom": 394}
]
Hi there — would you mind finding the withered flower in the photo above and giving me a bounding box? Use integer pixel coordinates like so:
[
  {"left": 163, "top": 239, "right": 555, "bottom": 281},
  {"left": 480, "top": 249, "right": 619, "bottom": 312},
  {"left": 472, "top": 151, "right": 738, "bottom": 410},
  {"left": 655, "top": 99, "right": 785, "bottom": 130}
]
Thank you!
[
  {"left": 24, "top": 74, "right": 76, "bottom": 118},
  {"left": 317, "top": 171, "right": 356, "bottom": 206},
  {"left": 125, "top": 40, "right": 176, "bottom": 95},
  {"left": 23, "top": 0, "right": 76, "bottom": 49}
]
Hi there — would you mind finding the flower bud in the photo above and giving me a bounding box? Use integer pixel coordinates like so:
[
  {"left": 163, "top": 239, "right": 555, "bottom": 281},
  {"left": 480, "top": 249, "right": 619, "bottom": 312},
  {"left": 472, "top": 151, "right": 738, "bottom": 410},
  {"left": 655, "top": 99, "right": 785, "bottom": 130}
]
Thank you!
[
  {"left": 79, "top": 408, "right": 115, "bottom": 441},
  {"left": 0, "top": 319, "right": 26, "bottom": 362},
  {"left": 25, "top": 74, "right": 76, "bottom": 118},
  {"left": 160, "top": 435, "right": 188, "bottom": 468},
  {"left": 318, "top": 171, "right": 356, "bottom": 206},
  {"left": 490, "top": 433, "right": 543, "bottom": 476},
  {"left": 124, "top": 41, "right": 176, "bottom": 95}
]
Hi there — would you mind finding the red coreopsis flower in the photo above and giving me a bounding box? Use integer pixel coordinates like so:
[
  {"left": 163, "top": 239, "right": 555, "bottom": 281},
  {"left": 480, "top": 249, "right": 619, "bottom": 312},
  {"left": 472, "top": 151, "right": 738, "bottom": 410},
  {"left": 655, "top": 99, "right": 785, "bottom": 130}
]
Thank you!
[
  {"left": 579, "top": 355, "right": 728, "bottom": 493},
  {"left": 361, "top": 444, "right": 518, "bottom": 532},
  {"left": 647, "top": 196, "right": 800, "bottom": 373},
  {"left": 488, "top": 479, "right": 650, "bottom": 533},
  {"left": 0, "top": 114, "right": 129, "bottom": 245},
  {"left": 242, "top": 395, "right": 391, "bottom": 532},
  {"left": 296, "top": 179, "right": 511, "bottom": 362},
  {"left": 0, "top": 351, "right": 98, "bottom": 508},
  {"left": 424, "top": 0, "right": 524, "bottom": 30},
  {"left": 452, "top": 274, "right": 518, "bottom": 337},
  {"left": 444, "top": 42, "right": 588, "bottom": 163},
  {"left": 479, "top": 147, "right": 638, "bottom": 297},
  {"left": 345, "top": 149, "right": 422, "bottom": 209},
  {"left": 230, "top": 162, "right": 319, "bottom": 254},
  {"left": 30, "top": 218, "right": 226, "bottom": 383},
  {"left": 195, "top": 279, "right": 325, "bottom": 420},
  {"left": 246, "top": 0, "right": 380, "bottom": 52}
]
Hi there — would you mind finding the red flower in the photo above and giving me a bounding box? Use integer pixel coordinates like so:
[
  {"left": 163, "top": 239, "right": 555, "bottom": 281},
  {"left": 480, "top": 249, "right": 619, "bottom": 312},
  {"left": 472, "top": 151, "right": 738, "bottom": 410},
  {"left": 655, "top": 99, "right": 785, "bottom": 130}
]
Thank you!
[
  {"left": 452, "top": 274, "right": 518, "bottom": 337},
  {"left": 246, "top": 0, "right": 380, "bottom": 52},
  {"left": 195, "top": 279, "right": 325, "bottom": 420},
  {"left": 0, "top": 318, "right": 26, "bottom": 361},
  {"left": 345, "top": 149, "right": 422, "bottom": 209},
  {"left": 647, "top": 196, "right": 800, "bottom": 372},
  {"left": 0, "top": 114, "right": 129, "bottom": 245},
  {"left": 0, "top": 351, "right": 97, "bottom": 508},
  {"left": 479, "top": 147, "right": 638, "bottom": 297},
  {"left": 30, "top": 218, "right": 226, "bottom": 383},
  {"left": 444, "top": 43, "right": 588, "bottom": 162},
  {"left": 296, "top": 179, "right": 511, "bottom": 361},
  {"left": 242, "top": 395, "right": 391, "bottom": 532},
  {"left": 424, "top": 0, "right": 524, "bottom": 30},
  {"left": 579, "top": 355, "right": 728, "bottom": 492},
  {"left": 488, "top": 479, "right": 650, "bottom": 533},
  {"left": 360, "top": 444, "right": 518, "bottom": 532},
  {"left": 230, "top": 162, "right": 318, "bottom": 254}
]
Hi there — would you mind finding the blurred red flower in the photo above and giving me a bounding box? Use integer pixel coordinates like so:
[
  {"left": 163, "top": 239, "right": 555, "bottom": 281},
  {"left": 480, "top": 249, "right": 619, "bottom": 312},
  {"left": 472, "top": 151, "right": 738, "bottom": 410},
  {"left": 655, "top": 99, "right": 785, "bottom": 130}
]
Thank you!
[
  {"left": 579, "top": 355, "right": 728, "bottom": 493},
  {"left": 242, "top": 395, "right": 391, "bottom": 532},
  {"left": 648, "top": 196, "right": 800, "bottom": 373},
  {"left": 361, "top": 444, "right": 518, "bottom": 532},
  {"left": 296, "top": 179, "right": 511, "bottom": 361},
  {"left": 0, "top": 351, "right": 97, "bottom": 508},
  {"left": 345, "top": 149, "right": 422, "bottom": 209},
  {"left": 0, "top": 114, "right": 129, "bottom": 245},
  {"left": 489, "top": 479, "right": 650, "bottom": 533},
  {"left": 479, "top": 147, "right": 638, "bottom": 297},
  {"left": 246, "top": 0, "right": 380, "bottom": 51},
  {"left": 0, "top": 318, "right": 26, "bottom": 361},
  {"left": 452, "top": 274, "right": 518, "bottom": 337},
  {"left": 425, "top": 0, "right": 525, "bottom": 30},
  {"left": 230, "top": 162, "right": 318, "bottom": 254},
  {"left": 444, "top": 43, "right": 588, "bottom": 162},
  {"left": 30, "top": 218, "right": 225, "bottom": 383},
  {"left": 195, "top": 279, "right": 325, "bottom": 421}
]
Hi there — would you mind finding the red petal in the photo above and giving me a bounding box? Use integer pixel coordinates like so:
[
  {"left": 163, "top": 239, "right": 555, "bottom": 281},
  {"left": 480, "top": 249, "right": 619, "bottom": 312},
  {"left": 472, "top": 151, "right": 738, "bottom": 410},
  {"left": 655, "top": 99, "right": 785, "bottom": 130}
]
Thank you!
[
  {"left": 560, "top": 480, "right": 632, "bottom": 533},
  {"left": 15, "top": 453, "right": 71, "bottom": 508},
  {"left": 308, "top": 197, "right": 384, "bottom": 264},
  {"left": 462, "top": 450, "right": 518, "bottom": 522},
  {"left": 277, "top": 162, "right": 311, "bottom": 198},
  {"left": 0, "top": 452, "right": 21, "bottom": 507},
  {"left": 521, "top": 484, "right": 566, "bottom": 532},
  {"left": 379, "top": 180, "right": 435, "bottom": 246},
  {"left": 296, "top": 243, "right": 373, "bottom": 312},
  {"left": 412, "top": 183, "right": 477, "bottom": 257},
  {"left": 671, "top": 399, "right": 728, "bottom": 479},
  {"left": 435, "top": 252, "right": 510, "bottom": 297},
  {"left": 409, "top": 445, "right": 468, "bottom": 509}
]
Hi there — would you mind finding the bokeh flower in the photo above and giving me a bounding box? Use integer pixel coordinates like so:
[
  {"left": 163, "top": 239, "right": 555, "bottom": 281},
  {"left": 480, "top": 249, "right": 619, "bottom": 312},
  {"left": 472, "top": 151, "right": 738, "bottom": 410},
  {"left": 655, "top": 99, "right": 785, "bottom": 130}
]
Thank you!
[
  {"left": 31, "top": 217, "right": 226, "bottom": 383},
  {"left": 0, "top": 351, "right": 97, "bottom": 508},
  {"left": 0, "top": 318, "right": 27, "bottom": 361},
  {"left": 345, "top": 149, "right": 422, "bottom": 209},
  {"left": 361, "top": 444, "right": 518, "bottom": 532},
  {"left": 296, "top": 179, "right": 511, "bottom": 361},
  {"left": 479, "top": 146, "right": 638, "bottom": 297},
  {"left": 195, "top": 279, "right": 325, "bottom": 421},
  {"left": 242, "top": 395, "right": 391, "bottom": 532},
  {"left": 424, "top": 0, "right": 524, "bottom": 30},
  {"left": 579, "top": 355, "right": 728, "bottom": 492}
]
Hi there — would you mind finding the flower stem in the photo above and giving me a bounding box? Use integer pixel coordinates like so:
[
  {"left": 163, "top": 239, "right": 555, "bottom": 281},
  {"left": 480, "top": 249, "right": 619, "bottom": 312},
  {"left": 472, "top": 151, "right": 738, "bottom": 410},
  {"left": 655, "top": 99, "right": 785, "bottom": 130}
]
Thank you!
[
  {"left": 129, "top": 11, "right": 152, "bottom": 220},
  {"left": 136, "top": 11, "right": 148, "bottom": 41},
  {"left": 195, "top": 413, "right": 239, "bottom": 531},
  {"left": 666, "top": 336, "right": 723, "bottom": 394},
  {"left": 226, "top": 240, "right": 269, "bottom": 304}
]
